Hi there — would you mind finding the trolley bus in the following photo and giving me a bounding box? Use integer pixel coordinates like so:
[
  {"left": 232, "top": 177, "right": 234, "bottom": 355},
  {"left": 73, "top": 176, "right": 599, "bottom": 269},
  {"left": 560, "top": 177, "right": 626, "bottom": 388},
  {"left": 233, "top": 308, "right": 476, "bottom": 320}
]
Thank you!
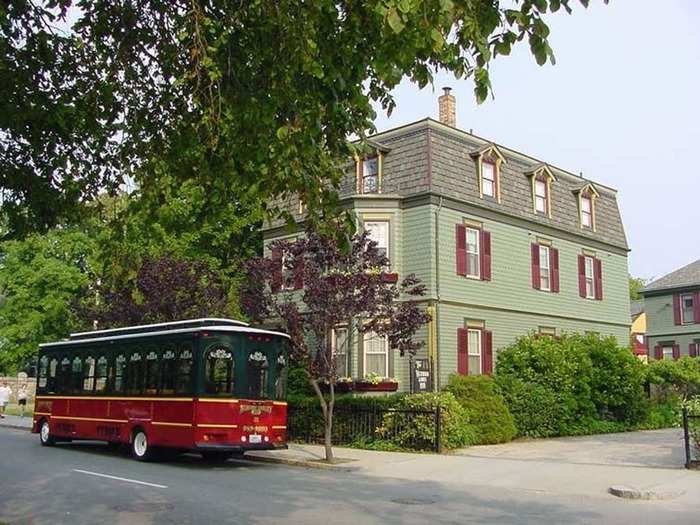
[{"left": 32, "top": 318, "right": 289, "bottom": 461}]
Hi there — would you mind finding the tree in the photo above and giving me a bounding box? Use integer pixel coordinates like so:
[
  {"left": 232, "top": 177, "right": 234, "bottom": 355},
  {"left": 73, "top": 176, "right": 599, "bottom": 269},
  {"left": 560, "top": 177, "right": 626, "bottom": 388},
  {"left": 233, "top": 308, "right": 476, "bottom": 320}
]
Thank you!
[
  {"left": 0, "top": 229, "right": 95, "bottom": 374},
  {"left": 241, "top": 228, "right": 431, "bottom": 461},
  {"left": 2, "top": 1, "right": 605, "bottom": 236},
  {"left": 629, "top": 275, "right": 649, "bottom": 301},
  {"left": 76, "top": 255, "right": 232, "bottom": 330}
]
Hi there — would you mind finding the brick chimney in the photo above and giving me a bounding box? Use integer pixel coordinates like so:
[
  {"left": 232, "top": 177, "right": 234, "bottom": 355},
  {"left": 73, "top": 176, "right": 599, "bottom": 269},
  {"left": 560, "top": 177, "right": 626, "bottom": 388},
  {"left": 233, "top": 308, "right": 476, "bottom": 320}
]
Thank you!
[{"left": 438, "top": 87, "right": 456, "bottom": 127}]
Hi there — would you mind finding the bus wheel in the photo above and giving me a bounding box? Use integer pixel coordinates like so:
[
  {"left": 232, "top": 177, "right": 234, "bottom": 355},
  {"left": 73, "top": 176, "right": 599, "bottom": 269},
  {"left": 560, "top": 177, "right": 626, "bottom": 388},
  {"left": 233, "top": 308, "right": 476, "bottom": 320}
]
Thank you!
[
  {"left": 130, "top": 429, "right": 154, "bottom": 462},
  {"left": 201, "top": 451, "right": 232, "bottom": 463},
  {"left": 39, "top": 420, "right": 55, "bottom": 447}
]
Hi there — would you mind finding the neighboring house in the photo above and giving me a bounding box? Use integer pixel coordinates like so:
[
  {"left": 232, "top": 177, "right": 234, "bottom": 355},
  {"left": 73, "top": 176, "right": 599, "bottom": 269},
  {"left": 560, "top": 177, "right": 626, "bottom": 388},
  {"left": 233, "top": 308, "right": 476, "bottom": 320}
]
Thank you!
[
  {"left": 263, "top": 88, "right": 631, "bottom": 392},
  {"left": 630, "top": 299, "right": 648, "bottom": 361},
  {"left": 641, "top": 259, "right": 700, "bottom": 360}
]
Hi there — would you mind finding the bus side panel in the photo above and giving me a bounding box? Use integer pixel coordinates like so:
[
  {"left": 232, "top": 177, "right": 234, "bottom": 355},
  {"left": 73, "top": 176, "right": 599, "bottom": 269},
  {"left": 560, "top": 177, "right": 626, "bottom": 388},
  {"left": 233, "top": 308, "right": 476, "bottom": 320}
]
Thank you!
[{"left": 150, "top": 400, "right": 196, "bottom": 447}]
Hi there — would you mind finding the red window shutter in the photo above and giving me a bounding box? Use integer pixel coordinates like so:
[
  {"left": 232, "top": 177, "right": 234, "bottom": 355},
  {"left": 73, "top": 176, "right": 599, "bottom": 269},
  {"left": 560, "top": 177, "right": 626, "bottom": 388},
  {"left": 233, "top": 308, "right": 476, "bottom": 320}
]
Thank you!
[
  {"left": 689, "top": 343, "right": 697, "bottom": 358},
  {"left": 480, "top": 230, "right": 491, "bottom": 281},
  {"left": 673, "top": 294, "right": 682, "bottom": 325},
  {"left": 531, "top": 244, "right": 540, "bottom": 290},
  {"left": 482, "top": 330, "right": 493, "bottom": 375},
  {"left": 654, "top": 345, "right": 663, "bottom": 360},
  {"left": 550, "top": 247, "right": 560, "bottom": 293},
  {"left": 457, "top": 328, "right": 469, "bottom": 375},
  {"left": 672, "top": 344, "right": 680, "bottom": 360},
  {"left": 271, "top": 247, "right": 283, "bottom": 292},
  {"left": 594, "top": 258, "right": 603, "bottom": 300},
  {"left": 455, "top": 225, "right": 467, "bottom": 276},
  {"left": 694, "top": 292, "right": 700, "bottom": 324},
  {"left": 578, "top": 255, "right": 586, "bottom": 298}
]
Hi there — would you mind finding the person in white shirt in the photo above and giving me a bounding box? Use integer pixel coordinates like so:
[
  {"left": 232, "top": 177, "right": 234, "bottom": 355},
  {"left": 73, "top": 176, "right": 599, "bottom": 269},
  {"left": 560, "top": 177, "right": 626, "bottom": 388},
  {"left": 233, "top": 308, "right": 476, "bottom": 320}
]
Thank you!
[
  {"left": 0, "top": 382, "right": 12, "bottom": 418},
  {"left": 17, "top": 384, "right": 28, "bottom": 417}
]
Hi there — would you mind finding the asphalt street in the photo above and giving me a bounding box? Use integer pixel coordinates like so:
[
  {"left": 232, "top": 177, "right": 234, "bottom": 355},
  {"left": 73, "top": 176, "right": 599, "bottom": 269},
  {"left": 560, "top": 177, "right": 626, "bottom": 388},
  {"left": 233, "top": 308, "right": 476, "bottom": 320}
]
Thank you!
[{"left": 0, "top": 426, "right": 696, "bottom": 525}]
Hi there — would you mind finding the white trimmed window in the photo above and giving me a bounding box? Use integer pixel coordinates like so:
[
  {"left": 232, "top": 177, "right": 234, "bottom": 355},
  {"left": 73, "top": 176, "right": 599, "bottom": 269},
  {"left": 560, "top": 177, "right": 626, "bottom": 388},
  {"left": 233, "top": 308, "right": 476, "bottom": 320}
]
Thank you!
[
  {"left": 539, "top": 245, "right": 551, "bottom": 291},
  {"left": 362, "top": 157, "right": 379, "bottom": 194},
  {"left": 331, "top": 327, "right": 349, "bottom": 377},
  {"left": 681, "top": 294, "right": 695, "bottom": 325},
  {"left": 662, "top": 346, "right": 674, "bottom": 360},
  {"left": 466, "top": 227, "right": 480, "bottom": 279},
  {"left": 468, "top": 329, "right": 481, "bottom": 376},
  {"left": 535, "top": 178, "right": 547, "bottom": 214},
  {"left": 482, "top": 160, "right": 496, "bottom": 198},
  {"left": 584, "top": 256, "right": 595, "bottom": 299},
  {"left": 363, "top": 332, "right": 388, "bottom": 377},
  {"left": 581, "top": 195, "right": 592, "bottom": 227},
  {"left": 364, "top": 221, "right": 389, "bottom": 261}
]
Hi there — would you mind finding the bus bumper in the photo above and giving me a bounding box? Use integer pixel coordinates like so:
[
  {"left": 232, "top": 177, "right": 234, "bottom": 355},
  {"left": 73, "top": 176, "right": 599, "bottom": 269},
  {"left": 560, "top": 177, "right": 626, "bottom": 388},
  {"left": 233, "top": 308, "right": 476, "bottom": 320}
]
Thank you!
[{"left": 194, "top": 442, "right": 288, "bottom": 453}]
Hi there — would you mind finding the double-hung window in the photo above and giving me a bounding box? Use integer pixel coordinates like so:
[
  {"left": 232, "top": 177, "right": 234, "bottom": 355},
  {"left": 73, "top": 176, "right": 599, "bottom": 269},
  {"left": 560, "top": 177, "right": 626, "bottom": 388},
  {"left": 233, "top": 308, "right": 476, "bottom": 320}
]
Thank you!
[
  {"left": 681, "top": 293, "right": 695, "bottom": 324},
  {"left": 535, "top": 178, "right": 548, "bottom": 214},
  {"left": 662, "top": 346, "right": 674, "bottom": 360},
  {"left": 466, "top": 227, "right": 480, "bottom": 279},
  {"left": 482, "top": 160, "right": 496, "bottom": 198},
  {"left": 332, "top": 327, "right": 349, "bottom": 378},
  {"left": 581, "top": 195, "right": 592, "bottom": 227},
  {"left": 467, "top": 329, "right": 482, "bottom": 376},
  {"left": 362, "top": 157, "right": 379, "bottom": 194},
  {"left": 539, "top": 245, "right": 551, "bottom": 291},
  {"left": 584, "top": 256, "right": 595, "bottom": 299},
  {"left": 364, "top": 221, "right": 389, "bottom": 261},
  {"left": 363, "top": 331, "right": 388, "bottom": 377}
]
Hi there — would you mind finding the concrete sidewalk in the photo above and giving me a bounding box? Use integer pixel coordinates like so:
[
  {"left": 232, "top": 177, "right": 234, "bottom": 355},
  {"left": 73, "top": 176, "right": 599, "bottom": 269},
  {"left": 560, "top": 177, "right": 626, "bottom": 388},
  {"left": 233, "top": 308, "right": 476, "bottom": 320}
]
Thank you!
[
  {"left": 0, "top": 414, "right": 32, "bottom": 430},
  {"left": 247, "top": 431, "right": 700, "bottom": 503}
]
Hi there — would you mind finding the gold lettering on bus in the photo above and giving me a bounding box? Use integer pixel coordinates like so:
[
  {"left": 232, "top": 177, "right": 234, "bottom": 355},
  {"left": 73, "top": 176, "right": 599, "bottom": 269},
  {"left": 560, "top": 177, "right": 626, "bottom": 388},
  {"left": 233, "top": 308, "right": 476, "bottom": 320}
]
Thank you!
[
  {"left": 239, "top": 404, "right": 272, "bottom": 416},
  {"left": 243, "top": 425, "right": 269, "bottom": 433}
]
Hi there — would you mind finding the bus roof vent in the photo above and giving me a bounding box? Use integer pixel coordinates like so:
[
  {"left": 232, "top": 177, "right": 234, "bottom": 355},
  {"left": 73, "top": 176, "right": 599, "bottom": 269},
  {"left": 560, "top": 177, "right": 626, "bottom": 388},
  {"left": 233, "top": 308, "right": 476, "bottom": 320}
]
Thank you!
[{"left": 69, "top": 318, "right": 249, "bottom": 341}]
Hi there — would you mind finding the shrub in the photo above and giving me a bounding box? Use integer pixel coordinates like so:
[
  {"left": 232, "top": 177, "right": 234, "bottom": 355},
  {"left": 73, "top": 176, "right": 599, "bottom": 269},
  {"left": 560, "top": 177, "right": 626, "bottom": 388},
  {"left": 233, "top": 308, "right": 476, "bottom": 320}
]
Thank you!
[
  {"left": 685, "top": 396, "right": 700, "bottom": 458},
  {"left": 641, "top": 399, "right": 680, "bottom": 430},
  {"left": 380, "top": 392, "right": 476, "bottom": 450},
  {"left": 444, "top": 374, "right": 517, "bottom": 444},
  {"left": 648, "top": 357, "right": 700, "bottom": 401}
]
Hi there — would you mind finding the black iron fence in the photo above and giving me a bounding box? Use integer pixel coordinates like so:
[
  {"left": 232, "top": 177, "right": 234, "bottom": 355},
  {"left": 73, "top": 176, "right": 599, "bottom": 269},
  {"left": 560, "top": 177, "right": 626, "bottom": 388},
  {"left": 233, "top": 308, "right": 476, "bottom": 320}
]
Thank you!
[
  {"left": 682, "top": 406, "right": 700, "bottom": 469},
  {"left": 288, "top": 405, "right": 442, "bottom": 452}
]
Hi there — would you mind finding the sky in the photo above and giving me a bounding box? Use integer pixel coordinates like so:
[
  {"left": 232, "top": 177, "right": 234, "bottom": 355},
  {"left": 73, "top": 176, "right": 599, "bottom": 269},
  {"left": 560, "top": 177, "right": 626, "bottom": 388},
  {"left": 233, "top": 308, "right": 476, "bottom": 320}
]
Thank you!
[{"left": 371, "top": 0, "right": 700, "bottom": 282}]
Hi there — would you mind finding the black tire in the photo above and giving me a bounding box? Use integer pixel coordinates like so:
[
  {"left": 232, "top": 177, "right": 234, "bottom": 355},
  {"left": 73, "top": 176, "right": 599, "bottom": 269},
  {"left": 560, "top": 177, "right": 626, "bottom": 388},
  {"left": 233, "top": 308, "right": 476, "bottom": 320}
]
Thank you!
[
  {"left": 130, "top": 429, "right": 155, "bottom": 462},
  {"left": 201, "top": 451, "right": 232, "bottom": 463},
  {"left": 39, "top": 420, "right": 55, "bottom": 447}
]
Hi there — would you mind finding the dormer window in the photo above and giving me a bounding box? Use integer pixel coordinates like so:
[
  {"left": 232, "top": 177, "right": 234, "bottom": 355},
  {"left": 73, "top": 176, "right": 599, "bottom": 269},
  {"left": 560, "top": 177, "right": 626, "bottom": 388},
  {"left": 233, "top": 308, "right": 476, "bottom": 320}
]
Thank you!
[
  {"left": 534, "top": 177, "right": 548, "bottom": 214},
  {"left": 362, "top": 157, "right": 379, "bottom": 193},
  {"left": 526, "top": 164, "right": 556, "bottom": 218},
  {"left": 575, "top": 184, "right": 599, "bottom": 230},
  {"left": 471, "top": 144, "right": 506, "bottom": 203},
  {"left": 481, "top": 160, "right": 496, "bottom": 198},
  {"left": 581, "top": 194, "right": 592, "bottom": 227}
]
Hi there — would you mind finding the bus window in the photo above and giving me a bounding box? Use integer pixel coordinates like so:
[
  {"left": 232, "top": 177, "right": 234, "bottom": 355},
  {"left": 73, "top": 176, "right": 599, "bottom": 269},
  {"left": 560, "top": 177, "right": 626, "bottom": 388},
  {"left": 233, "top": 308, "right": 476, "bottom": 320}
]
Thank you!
[
  {"left": 48, "top": 357, "right": 58, "bottom": 393},
  {"left": 38, "top": 355, "right": 48, "bottom": 392},
  {"left": 175, "top": 347, "right": 193, "bottom": 394},
  {"left": 144, "top": 350, "right": 159, "bottom": 395},
  {"left": 71, "top": 356, "right": 83, "bottom": 394},
  {"left": 95, "top": 356, "right": 108, "bottom": 393},
  {"left": 247, "top": 351, "right": 268, "bottom": 399},
  {"left": 205, "top": 347, "right": 234, "bottom": 395},
  {"left": 126, "top": 352, "right": 144, "bottom": 395},
  {"left": 160, "top": 348, "right": 177, "bottom": 395},
  {"left": 114, "top": 354, "right": 126, "bottom": 393},
  {"left": 274, "top": 354, "right": 287, "bottom": 400},
  {"left": 83, "top": 355, "right": 96, "bottom": 393}
]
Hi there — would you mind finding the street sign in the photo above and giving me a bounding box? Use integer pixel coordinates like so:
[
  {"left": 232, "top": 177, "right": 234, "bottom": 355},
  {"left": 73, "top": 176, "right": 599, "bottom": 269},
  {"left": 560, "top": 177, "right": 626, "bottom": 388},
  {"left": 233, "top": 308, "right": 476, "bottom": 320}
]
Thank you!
[{"left": 411, "top": 358, "right": 432, "bottom": 393}]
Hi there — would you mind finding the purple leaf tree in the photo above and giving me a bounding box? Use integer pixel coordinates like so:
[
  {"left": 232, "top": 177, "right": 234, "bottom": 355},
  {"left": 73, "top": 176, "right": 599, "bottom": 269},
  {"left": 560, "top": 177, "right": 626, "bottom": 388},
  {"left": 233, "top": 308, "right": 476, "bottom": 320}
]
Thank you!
[{"left": 241, "top": 227, "right": 430, "bottom": 462}]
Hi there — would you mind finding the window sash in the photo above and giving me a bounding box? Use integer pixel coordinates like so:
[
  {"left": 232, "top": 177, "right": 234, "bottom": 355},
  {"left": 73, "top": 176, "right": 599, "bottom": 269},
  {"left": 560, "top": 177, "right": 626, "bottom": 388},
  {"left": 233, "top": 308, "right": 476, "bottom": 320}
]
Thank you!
[
  {"left": 539, "top": 245, "right": 551, "bottom": 291},
  {"left": 363, "top": 332, "right": 388, "bottom": 377},
  {"left": 681, "top": 294, "right": 695, "bottom": 324},
  {"left": 465, "top": 227, "right": 480, "bottom": 278},
  {"left": 364, "top": 221, "right": 389, "bottom": 261},
  {"left": 332, "top": 327, "right": 349, "bottom": 377},
  {"left": 581, "top": 196, "right": 592, "bottom": 226},
  {"left": 467, "top": 329, "right": 481, "bottom": 376},
  {"left": 482, "top": 161, "right": 496, "bottom": 197},
  {"left": 584, "top": 256, "right": 595, "bottom": 298},
  {"left": 662, "top": 347, "right": 674, "bottom": 360},
  {"left": 362, "top": 158, "right": 379, "bottom": 194}
]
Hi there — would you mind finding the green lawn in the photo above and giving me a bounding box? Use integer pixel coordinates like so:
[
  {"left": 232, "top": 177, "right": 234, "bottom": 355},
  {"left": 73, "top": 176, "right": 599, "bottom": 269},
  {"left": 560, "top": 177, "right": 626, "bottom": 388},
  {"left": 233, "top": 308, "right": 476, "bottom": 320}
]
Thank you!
[{"left": 3, "top": 403, "right": 34, "bottom": 417}]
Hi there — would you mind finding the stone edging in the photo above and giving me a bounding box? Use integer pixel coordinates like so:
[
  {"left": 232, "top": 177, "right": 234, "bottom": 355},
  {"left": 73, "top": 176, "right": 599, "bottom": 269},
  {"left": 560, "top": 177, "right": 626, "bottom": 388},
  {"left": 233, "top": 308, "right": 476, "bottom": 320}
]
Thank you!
[{"left": 608, "top": 485, "right": 685, "bottom": 501}]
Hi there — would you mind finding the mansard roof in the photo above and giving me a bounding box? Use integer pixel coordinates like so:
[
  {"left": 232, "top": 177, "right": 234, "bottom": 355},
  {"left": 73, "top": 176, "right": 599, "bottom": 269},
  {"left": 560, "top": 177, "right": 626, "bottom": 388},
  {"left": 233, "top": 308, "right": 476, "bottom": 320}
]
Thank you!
[{"left": 642, "top": 259, "right": 700, "bottom": 294}]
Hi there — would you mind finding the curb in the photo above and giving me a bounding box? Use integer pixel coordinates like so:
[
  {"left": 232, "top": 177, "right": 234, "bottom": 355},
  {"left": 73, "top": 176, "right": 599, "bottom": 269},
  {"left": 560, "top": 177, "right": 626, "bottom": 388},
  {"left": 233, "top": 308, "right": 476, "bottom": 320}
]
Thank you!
[
  {"left": 0, "top": 424, "right": 32, "bottom": 432},
  {"left": 608, "top": 485, "right": 685, "bottom": 501},
  {"left": 242, "top": 453, "right": 359, "bottom": 472}
]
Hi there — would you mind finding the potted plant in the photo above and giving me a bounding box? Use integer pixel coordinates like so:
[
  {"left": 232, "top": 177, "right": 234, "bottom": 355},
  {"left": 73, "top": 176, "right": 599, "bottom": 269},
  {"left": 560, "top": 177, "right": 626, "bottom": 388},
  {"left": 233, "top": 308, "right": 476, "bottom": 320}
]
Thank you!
[{"left": 354, "top": 373, "right": 399, "bottom": 392}]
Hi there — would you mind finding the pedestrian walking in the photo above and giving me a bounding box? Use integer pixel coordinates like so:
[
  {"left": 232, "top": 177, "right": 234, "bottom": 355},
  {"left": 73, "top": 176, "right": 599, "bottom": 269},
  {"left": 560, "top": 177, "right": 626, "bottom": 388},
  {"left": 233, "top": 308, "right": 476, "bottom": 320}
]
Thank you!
[
  {"left": 0, "top": 382, "right": 12, "bottom": 419},
  {"left": 17, "top": 384, "right": 28, "bottom": 417}
]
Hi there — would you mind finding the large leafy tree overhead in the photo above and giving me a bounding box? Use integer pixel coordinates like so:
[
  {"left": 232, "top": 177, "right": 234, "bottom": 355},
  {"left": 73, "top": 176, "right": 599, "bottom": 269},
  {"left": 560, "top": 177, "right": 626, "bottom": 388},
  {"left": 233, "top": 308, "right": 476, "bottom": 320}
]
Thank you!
[{"left": 2, "top": 0, "right": 605, "bottom": 236}]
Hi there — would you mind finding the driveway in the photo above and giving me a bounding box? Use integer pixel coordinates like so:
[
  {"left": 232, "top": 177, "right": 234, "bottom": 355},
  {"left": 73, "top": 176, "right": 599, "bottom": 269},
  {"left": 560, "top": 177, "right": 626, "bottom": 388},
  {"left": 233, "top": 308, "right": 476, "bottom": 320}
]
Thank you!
[{"left": 456, "top": 428, "right": 686, "bottom": 469}]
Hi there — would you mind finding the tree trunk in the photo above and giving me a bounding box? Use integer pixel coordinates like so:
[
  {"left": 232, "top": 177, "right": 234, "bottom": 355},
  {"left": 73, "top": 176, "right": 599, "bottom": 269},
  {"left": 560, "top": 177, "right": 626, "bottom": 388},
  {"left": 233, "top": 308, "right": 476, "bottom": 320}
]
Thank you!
[{"left": 310, "top": 378, "right": 335, "bottom": 462}]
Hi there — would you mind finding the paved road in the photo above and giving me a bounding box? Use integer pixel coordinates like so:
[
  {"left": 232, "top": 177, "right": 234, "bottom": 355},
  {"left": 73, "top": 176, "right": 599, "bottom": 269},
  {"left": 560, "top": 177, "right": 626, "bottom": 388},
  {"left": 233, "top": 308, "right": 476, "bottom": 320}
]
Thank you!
[{"left": 0, "top": 427, "right": 697, "bottom": 525}]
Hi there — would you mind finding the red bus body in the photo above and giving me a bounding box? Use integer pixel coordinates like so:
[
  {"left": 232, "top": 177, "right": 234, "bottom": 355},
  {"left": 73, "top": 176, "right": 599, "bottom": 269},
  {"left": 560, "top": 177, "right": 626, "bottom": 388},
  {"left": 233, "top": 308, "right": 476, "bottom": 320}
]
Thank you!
[{"left": 31, "top": 319, "right": 289, "bottom": 457}]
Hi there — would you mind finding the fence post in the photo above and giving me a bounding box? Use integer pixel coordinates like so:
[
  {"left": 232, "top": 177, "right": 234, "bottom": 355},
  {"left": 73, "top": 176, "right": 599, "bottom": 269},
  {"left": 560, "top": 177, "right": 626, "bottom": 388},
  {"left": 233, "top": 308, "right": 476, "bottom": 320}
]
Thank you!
[
  {"left": 434, "top": 404, "right": 442, "bottom": 454},
  {"left": 683, "top": 406, "right": 691, "bottom": 469}
]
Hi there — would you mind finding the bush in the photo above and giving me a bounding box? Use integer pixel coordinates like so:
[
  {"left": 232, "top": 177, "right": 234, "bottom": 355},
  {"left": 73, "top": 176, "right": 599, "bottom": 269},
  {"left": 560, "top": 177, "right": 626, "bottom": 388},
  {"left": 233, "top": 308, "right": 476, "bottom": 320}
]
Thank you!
[
  {"left": 648, "top": 357, "right": 700, "bottom": 401},
  {"left": 641, "top": 400, "right": 680, "bottom": 430},
  {"left": 381, "top": 392, "right": 476, "bottom": 450},
  {"left": 443, "top": 374, "right": 517, "bottom": 444},
  {"left": 685, "top": 396, "right": 700, "bottom": 459}
]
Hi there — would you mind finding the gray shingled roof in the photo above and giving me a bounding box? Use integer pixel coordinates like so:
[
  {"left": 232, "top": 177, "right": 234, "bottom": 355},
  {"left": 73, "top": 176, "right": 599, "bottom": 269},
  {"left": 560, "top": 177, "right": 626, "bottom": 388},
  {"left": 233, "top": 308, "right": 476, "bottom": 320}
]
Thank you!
[
  {"left": 630, "top": 299, "right": 645, "bottom": 318},
  {"left": 642, "top": 259, "right": 700, "bottom": 293}
]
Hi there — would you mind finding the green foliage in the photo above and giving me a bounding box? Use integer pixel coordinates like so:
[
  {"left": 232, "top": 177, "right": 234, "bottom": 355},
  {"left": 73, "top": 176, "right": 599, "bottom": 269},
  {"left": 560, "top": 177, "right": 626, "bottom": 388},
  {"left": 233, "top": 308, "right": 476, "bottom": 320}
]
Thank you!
[
  {"left": 2, "top": 1, "right": 604, "bottom": 236},
  {"left": 444, "top": 374, "right": 517, "bottom": 444},
  {"left": 642, "top": 400, "right": 680, "bottom": 430},
  {"left": 382, "top": 392, "right": 476, "bottom": 451},
  {"left": 0, "top": 229, "right": 95, "bottom": 373},
  {"left": 496, "top": 333, "right": 650, "bottom": 438},
  {"left": 684, "top": 396, "right": 700, "bottom": 457},
  {"left": 648, "top": 357, "right": 700, "bottom": 401},
  {"left": 629, "top": 276, "right": 648, "bottom": 300}
]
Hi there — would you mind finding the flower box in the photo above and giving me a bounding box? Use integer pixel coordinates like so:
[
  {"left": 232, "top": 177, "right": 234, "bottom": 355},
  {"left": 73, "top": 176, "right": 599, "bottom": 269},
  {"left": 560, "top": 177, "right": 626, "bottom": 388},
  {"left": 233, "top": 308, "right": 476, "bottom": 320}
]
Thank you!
[
  {"left": 380, "top": 272, "right": 399, "bottom": 284},
  {"left": 353, "top": 380, "right": 399, "bottom": 392}
]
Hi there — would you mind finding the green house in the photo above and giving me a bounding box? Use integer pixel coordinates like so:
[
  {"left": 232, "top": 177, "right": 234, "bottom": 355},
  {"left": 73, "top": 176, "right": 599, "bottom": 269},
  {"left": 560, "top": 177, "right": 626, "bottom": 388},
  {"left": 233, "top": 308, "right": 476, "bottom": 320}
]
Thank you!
[
  {"left": 641, "top": 259, "right": 700, "bottom": 360},
  {"left": 263, "top": 90, "right": 631, "bottom": 392}
]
